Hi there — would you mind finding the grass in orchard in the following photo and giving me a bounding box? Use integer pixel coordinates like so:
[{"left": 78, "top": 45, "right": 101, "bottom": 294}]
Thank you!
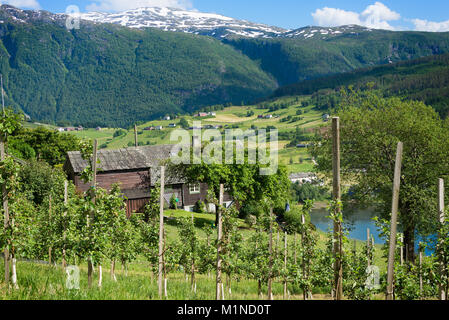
[{"left": 0, "top": 258, "right": 331, "bottom": 300}]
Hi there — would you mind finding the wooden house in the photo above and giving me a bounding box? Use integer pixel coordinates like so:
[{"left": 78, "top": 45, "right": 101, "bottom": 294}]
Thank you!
[{"left": 64, "top": 144, "right": 232, "bottom": 216}]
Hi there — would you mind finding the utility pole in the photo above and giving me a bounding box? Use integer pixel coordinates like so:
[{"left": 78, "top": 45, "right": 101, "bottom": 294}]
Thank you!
[{"left": 386, "top": 142, "right": 403, "bottom": 300}]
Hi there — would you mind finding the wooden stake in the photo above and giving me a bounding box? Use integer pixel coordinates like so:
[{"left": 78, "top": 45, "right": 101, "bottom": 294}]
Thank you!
[
  {"left": 62, "top": 180, "right": 68, "bottom": 269},
  {"left": 1, "top": 138, "right": 10, "bottom": 285},
  {"left": 1, "top": 80, "right": 9, "bottom": 285},
  {"left": 367, "top": 228, "right": 370, "bottom": 266},
  {"left": 87, "top": 139, "right": 98, "bottom": 289},
  {"left": 438, "top": 178, "right": 446, "bottom": 300},
  {"left": 158, "top": 166, "right": 165, "bottom": 299},
  {"left": 216, "top": 184, "right": 224, "bottom": 300},
  {"left": 419, "top": 247, "right": 423, "bottom": 300},
  {"left": 283, "top": 231, "right": 288, "bottom": 300},
  {"left": 267, "top": 206, "right": 274, "bottom": 301},
  {"left": 48, "top": 195, "right": 52, "bottom": 266},
  {"left": 134, "top": 124, "right": 138, "bottom": 147},
  {"left": 386, "top": 141, "right": 403, "bottom": 300},
  {"left": 332, "top": 117, "right": 343, "bottom": 300}
]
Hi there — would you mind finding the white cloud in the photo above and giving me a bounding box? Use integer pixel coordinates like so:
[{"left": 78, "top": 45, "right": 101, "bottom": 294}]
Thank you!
[
  {"left": 1, "top": 0, "right": 40, "bottom": 9},
  {"left": 312, "top": 2, "right": 400, "bottom": 30},
  {"left": 86, "top": 0, "right": 193, "bottom": 12},
  {"left": 412, "top": 19, "right": 449, "bottom": 32},
  {"left": 312, "top": 7, "right": 361, "bottom": 27}
]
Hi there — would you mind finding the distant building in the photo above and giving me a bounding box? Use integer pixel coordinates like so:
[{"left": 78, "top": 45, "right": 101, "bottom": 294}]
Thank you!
[
  {"left": 164, "top": 116, "right": 171, "bottom": 121},
  {"left": 144, "top": 127, "right": 155, "bottom": 131},
  {"left": 155, "top": 126, "right": 163, "bottom": 130},
  {"left": 65, "top": 127, "right": 76, "bottom": 132},
  {"left": 289, "top": 173, "right": 318, "bottom": 184},
  {"left": 197, "top": 112, "right": 208, "bottom": 117},
  {"left": 96, "top": 127, "right": 102, "bottom": 131},
  {"left": 168, "top": 123, "right": 177, "bottom": 128},
  {"left": 322, "top": 114, "right": 330, "bottom": 122},
  {"left": 57, "top": 128, "right": 65, "bottom": 132},
  {"left": 76, "top": 126, "right": 84, "bottom": 131},
  {"left": 265, "top": 115, "right": 273, "bottom": 119},
  {"left": 210, "top": 112, "right": 216, "bottom": 116}
]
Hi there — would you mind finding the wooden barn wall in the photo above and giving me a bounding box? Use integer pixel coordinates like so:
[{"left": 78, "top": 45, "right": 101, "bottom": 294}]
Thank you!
[
  {"left": 74, "top": 170, "right": 150, "bottom": 193},
  {"left": 126, "top": 198, "right": 150, "bottom": 217}
]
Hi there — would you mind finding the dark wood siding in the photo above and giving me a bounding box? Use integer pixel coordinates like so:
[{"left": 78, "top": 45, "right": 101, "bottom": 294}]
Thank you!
[
  {"left": 74, "top": 170, "right": 150, "bottom": 194},
  {"left": 126, "top": 198, "right": 150, "bottom": 217}
]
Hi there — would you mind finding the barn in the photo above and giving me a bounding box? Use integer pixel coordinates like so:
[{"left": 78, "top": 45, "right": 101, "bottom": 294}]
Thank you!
[{"left": 63, "top": 144, "right": 232, "bottom": 216}]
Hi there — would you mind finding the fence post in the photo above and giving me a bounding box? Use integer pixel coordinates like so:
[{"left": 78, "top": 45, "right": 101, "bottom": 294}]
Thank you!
[
  {"left": 386, "top": 141, "right": 403, "bottom": 300},
  {"left": 134, "top": 124, "right": 138, "bottom": 147}
]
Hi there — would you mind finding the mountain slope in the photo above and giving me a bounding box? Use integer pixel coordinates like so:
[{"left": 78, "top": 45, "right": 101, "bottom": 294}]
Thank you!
[
  {"left": 273, "top": 53, "right": 449, "bottom": 118},
  {"left": 0, "top": 5, "right": 277, "bottom": 127},
  {"left": 225, "top": 28, "right": 449, "bottom": 86}
]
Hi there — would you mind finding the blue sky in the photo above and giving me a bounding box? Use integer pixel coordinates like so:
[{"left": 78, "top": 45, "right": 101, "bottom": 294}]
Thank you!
[{"left": 3, "top": 0, "right": 449, "bottom": 31}]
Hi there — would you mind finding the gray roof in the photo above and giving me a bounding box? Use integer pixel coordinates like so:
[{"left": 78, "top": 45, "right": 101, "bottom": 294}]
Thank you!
[
  {"left": 289, "top": 172, "right": 316, "bottom": 179},
  {"left": 67, "top": 144, "right": 177, "bottom": 174}
]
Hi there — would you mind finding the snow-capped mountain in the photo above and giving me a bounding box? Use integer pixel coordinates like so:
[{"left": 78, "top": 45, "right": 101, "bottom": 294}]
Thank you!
[
  {"left": 80, "top": 7, "right": 287, "bottom": 39},
  {"left": 79, "top": 7, "right": 378, "bottom": 40},
  {"left": 0, "top": 4, "right": 377, "bottom": 40}
]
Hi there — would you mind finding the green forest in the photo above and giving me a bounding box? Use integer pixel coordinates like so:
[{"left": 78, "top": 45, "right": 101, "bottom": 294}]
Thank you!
[{"left": 273, "top": 53, "right": 449, "bottom": 118}]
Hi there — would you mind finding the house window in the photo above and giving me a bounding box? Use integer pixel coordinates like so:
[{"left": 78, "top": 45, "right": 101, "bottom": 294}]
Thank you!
[{"left": 189, "top": 183, "right": 200, "bottom": 194}]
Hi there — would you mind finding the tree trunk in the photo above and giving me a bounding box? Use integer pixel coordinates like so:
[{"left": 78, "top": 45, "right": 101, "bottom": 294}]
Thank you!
[
  {"left": 87, "top": 259, "right": 93, "bottom": 289},
  {"left": 403, "top": 226, "right": 416, "bottom": 264},
  {"left": 111, "top": 260, "right": 117, "bottom": 282}
]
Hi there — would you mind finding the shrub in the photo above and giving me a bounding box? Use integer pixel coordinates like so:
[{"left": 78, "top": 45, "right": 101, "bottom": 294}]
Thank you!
[{"left": 193, "top": 200, "right": 206, "bottom": 213}]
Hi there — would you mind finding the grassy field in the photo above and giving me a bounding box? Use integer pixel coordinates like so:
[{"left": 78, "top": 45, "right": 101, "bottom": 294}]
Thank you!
[{"left": 41, "top": 95, "right": 326, "bottom": 174}]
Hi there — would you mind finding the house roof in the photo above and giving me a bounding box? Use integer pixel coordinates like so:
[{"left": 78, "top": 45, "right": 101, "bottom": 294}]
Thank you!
[
  {"left": 67, "top": 144, "right": 176, "bottom": 174},
  {"left": 289, "top": 172, "right": 316, "bottom": 180}
]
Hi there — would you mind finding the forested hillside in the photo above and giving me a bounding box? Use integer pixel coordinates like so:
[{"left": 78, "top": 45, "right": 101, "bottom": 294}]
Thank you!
[
  {"left": 225, "top": 27, "right": 449, "bottom": 86},
  {"left": 0, "top": 14, "right": 277, "bottom": 128},
  {"left": 272, "top": 53, "right": 449, "bottom": 118},
  {"left": 1, "top": 6, "right": 449, "bottom": 127}
]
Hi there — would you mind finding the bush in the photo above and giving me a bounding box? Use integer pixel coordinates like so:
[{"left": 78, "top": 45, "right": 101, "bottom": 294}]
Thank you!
[
  {"left": 193, "top": 200, "right": 206, "bottom": 213},
  {"left": 244, "top": 214, "right": 257, "bottom": 228},
  {"left": 170, "top": 194, "right": 178, "bottom": 209},
  {"left": 239, "top": 200, "right": 264, "bottom": 219}
]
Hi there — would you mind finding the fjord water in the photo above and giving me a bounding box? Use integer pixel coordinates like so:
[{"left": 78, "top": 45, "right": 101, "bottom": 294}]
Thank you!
[{"left": 310, "top": 206, "right": 436, "bottom": 256}]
